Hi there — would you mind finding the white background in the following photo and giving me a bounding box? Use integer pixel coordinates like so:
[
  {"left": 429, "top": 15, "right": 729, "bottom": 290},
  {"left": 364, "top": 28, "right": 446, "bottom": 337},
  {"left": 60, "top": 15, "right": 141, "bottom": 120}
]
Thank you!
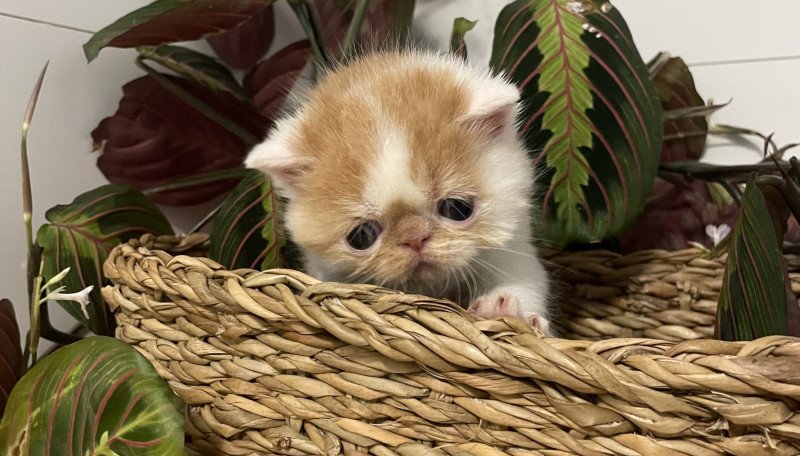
[{"left": 2, "top": 0, "right": 799, "bottom": 345}]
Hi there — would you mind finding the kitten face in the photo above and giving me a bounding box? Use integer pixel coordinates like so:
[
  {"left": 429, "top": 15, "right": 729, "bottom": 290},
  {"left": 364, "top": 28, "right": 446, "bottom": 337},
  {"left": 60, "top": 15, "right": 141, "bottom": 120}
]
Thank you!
[{"left": 246, "top": 51, "right": 534, "bottom": 296}]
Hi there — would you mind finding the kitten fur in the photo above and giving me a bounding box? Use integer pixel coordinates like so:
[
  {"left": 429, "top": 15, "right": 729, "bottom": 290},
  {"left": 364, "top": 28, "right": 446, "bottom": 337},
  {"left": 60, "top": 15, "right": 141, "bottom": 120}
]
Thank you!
[{"left": 245, "top": 50, "right": 552, "bottom": 335}]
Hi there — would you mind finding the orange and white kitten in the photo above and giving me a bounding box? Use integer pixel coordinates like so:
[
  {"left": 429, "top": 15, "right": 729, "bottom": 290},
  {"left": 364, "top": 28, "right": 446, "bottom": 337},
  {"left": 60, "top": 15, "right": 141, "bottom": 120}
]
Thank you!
[{"left": 245, "top": 50, "right": 552, "bottom": 335}]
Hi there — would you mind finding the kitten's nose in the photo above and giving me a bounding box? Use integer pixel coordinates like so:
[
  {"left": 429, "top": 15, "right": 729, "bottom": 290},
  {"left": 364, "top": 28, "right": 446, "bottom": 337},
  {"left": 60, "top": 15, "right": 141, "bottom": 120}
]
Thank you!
[{"left": 401, "top": 234, "right": 430, "bottom": 252}]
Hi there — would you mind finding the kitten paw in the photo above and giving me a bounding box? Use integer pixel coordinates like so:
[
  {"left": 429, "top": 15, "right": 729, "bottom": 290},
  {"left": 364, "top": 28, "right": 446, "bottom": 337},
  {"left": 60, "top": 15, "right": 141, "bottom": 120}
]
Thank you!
[{"left": 468, "top": 286, "right": 551, "bottom": 335}]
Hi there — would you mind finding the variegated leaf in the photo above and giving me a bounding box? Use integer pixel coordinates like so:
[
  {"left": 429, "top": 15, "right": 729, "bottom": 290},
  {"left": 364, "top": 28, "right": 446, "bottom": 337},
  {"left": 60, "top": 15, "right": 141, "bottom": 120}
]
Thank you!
[
  {"left": 209, "top": 170, "right": 286, "bottom": 270},
  {"left": 0, "top": 337, "right": 184, "bottom": 454},
  {"left": 491, "top": 0, "right": 663, "bottom": 245},
  {"left": 717, "top": 184, "right": 797, "bottom": 340}
]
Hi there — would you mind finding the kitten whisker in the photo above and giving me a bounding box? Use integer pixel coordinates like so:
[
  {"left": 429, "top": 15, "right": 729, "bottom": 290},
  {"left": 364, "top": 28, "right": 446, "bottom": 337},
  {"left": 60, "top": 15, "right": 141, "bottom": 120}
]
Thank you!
[
  {"left": 470, "top": 257, "right": 513, "bottom": 280},
  {"left": 478, "top": 246, "right": 540, "bottom": 261}
]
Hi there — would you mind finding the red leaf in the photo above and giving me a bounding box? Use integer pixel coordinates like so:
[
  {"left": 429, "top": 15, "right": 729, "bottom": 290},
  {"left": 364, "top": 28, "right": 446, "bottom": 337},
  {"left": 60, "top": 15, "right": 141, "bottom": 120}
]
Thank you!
[
  {"left": 207, "top": 3, "right": 275, "bottom": 69},
  {"left": 84, "top": 0, "right": 274, "bottom": 61},
  {"left": 243, "top": 40, "right": 313, "bottom": 119},
  {"left": 651, "top": 54, "right": 708, "bottom": 164},
  {"left": 93, "top": 75, "right": 269, "bottom": 205},
  {"left": 0, "top": 299, "right": 21, "bottom": 416},
  {"left": 619, "top": 179, "right": 739, "bottom": 252}
]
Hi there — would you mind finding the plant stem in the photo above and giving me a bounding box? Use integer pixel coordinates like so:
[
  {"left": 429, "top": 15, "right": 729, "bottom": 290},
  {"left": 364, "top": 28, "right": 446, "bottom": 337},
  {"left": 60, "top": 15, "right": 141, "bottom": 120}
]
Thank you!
[
  {"left": 287, "top": 0, "right": 330, "bottom": 69},
  {"left": 135, "top": 58, "right": 259, "bottom": 146},
  {"left": 26, "top": 258, "right": 45, "bottom": 370},
  {"left": 341, "top": 0, "right": 369, "bottom": 59},
  {"left": 189, "top": 199, "right": 226, "bottom": 234},
  {"left": 660, "top": 160, "right": 790, "bottom": 181},
  {"left": 143, "top": 166, "right": 250, "bottom": 196}
]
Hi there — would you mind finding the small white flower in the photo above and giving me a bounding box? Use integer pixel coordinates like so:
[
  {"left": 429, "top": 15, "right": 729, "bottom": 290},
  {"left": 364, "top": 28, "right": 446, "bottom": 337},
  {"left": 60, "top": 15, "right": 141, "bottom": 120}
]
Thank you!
[
  {"left": 705, "top": 223, "right": 731, "bottom": 246},
  {"left": 45, "top": 285, "right": 94, "bottom": 319},
  {"left": 566, "top": 1, "right": 586, "bottom": 13},
  {"left": 43, "top": 267, "right": 71, "bottom": 290}
]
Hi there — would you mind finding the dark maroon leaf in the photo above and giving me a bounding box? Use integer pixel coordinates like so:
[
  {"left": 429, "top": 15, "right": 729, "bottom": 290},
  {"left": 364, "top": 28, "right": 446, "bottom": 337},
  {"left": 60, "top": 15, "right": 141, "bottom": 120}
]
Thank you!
[
  {"left": 93, "top": 75, "right": 269, "bottom": 205},
  {"left": 84, "top": 0, "right": 274, "bottom": 62},
  {"left": 649, "top": 53, "right": 708, "bottom": 164},
  {"left": 244, "top": 40, "right": 313, "bottom": 119},
  {"left": 619, "top": 179, "right": 739, "bottom": 252},
  {"left": 0, "top": 299, "right": 21, "bottom": 416},
  {"left": 207, "top": 3, "right": 275, "bottom": 69}
]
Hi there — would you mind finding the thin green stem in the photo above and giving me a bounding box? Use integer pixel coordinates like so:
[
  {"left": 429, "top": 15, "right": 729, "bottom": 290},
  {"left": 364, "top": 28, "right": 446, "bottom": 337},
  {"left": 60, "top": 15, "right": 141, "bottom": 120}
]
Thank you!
[
  {"left": 26, "top": 258, "right": 45, "bottom": 370},
  {"left": 135, "top": 58, "right": 259, "bottom": 146},
  {"left": 341, "top": 0, "right": 369, "bottom": 59},
  {"left": 143, "top": 167, "right": 249, "bottom": 196},
  {"left": 287, "top": 0, "right": 330, "bottom": 69},
  {"left": 189, "top": 200, "right": 226, "bottom": 234}
]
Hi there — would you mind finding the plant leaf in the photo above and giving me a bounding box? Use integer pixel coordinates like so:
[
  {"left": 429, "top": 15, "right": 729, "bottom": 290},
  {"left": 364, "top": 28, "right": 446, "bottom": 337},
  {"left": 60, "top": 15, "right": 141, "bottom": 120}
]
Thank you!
[
  {"left": 716, "top": 183, "right": 797, "bottom": 340},
  {"left": 208, "top": 170, "right": 286, "bottom": 270},
  {"left": 35, "top": 185, "right": 173, "bottom": 335},
  {"left": 449, "top": 17, "right": 477, "bottom": 60},
  {"left": 83, "top": 0, "right": 274, "bottom": 62},
  {"left": 207, "top": 3, "right": 275, "bottom": 69},
  {"left": 243, "top": 40, "right": 313, "bottom": 119},
  {"left": 491, "top": 0, "right": 663, "bottom": 246},
  {"left": 137, "top": 45, "right": 249, "bottom": 101},
  {"left": 0, "top": 299, "right": 21, "bottom": 416},
  {"left": 314, "top": 0, "right": 416, "bottom": 55},
  {"left": 649, "top": 53, "right": 710, "bottom": 163},
  {"left": 0, "top": 336, "right": 184, "bottom": 454},
  {"left": 93, "top": 74, "right": 269, "bottom": 205}
]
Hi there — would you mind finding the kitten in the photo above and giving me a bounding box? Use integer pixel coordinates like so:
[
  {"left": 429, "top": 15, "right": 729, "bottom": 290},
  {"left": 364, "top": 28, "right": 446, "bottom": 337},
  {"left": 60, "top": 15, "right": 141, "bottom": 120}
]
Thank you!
[{"left": 245, "top": 50, "right": 552, "bottom": 335}]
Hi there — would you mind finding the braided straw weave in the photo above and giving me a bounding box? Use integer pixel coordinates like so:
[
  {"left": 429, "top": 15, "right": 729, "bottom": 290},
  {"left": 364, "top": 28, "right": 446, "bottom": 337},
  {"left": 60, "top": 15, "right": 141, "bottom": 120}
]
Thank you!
[{"left": 103, "top": 234, "right": 800, "bottom": 455}]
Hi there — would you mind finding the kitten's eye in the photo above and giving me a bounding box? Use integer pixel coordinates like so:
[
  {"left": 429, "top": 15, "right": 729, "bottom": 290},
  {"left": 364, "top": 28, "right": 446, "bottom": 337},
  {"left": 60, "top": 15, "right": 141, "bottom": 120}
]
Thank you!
[
  {"left": 437, "top": 197, "right": 474, "bottom": 221},
  {"left": 346, "top": 220, "right": 383, "bottom": 250}
]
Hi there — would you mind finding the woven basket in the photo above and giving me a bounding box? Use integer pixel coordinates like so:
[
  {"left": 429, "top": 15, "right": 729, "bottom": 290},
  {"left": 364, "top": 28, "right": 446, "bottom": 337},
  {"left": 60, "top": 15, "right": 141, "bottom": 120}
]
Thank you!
[{"left": 103, "top": 234, "right": 800, "bottom": 455}]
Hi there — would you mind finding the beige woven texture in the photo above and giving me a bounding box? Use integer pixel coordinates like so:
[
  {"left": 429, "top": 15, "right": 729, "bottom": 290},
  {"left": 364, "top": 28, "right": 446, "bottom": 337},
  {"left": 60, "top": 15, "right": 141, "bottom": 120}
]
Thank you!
[{"left": 104, "top": 234, "right": 800, "bottom": 456}]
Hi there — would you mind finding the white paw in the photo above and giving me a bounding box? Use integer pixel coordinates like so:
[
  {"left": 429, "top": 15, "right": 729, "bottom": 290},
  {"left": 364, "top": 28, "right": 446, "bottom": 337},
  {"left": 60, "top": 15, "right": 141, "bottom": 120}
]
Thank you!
[{"left": 468, "top": 285, "right": 551, "bottom": 335}]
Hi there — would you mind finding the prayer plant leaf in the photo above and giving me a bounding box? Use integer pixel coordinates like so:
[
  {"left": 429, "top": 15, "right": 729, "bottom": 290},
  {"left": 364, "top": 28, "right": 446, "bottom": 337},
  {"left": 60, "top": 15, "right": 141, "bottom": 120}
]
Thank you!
[
  {"left": 137, "top": 45, "right": 249, "bottom": 101},
  {"left": 206, "top": 3, "right": 275, "bottom": 69},
  {"left": 243, "top": 40, "right": 313, "bottom": 119},
  {"left": 649, "top": 52, "right": 708, "bottom": 163},
  {"left": 93, "top": 74, "right": 269, "bottom": 205},
  {"left": 491, "top": 0, "right": 663, "bottom": 246},
  {"left": 209, "top": 169, "right": 286, "bottom": 270},
  {"left": 0, "top": 336, "right": 184, "bottom": 455},
  {"left": 83, "top": 0, "right": 275, "bottom": 62},
  {"left": 0, "top": 299, "right": 21, "bottom": 417},
  {"left": 450, "top": 17, "right": 478, "bottom": 60},
  {"left": 35, "top": 185, "right": 173, "bottom": 335},
  {"left": 716, "top": 183, "right": 798, "bottom": 340}
]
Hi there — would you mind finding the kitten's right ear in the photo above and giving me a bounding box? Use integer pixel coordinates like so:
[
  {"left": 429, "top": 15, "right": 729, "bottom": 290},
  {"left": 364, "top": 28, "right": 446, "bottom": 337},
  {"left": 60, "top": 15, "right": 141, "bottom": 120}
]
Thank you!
[{"left": 244, "top": 118, "right": 310, "bottom": 198}]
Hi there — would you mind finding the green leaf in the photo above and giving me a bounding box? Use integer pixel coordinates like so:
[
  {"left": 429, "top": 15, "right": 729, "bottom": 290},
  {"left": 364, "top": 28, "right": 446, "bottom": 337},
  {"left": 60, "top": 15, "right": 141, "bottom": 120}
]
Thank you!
[
  {"left": 491, "top": 0, "right": 663, "bottom": 246},
  {"left": 0, "top": 336, "right": 184, "bottom": 455},
  {"left": 137, "top": 45, "right": 250, "bottom": 101},
  {"left": 35, "top": 185, "right": 173, "bottom": 335},
  {"left": 209, "top": 170, "right": 286, "bottom": 270},
  {"left": 449, "top": 17, "right": 477, "bottom": 60},
  {"left": 83, "top": 0, "right": 274, "bottom": 62},
  {"left": 717, "top": 183, "right": 795, "bottom": 340}
]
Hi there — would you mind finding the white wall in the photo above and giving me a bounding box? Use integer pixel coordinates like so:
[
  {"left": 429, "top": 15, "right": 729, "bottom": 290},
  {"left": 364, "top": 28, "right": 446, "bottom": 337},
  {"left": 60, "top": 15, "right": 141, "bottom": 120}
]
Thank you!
[{"left": 2, "top": 0, "right": 799, "bottom": 344}]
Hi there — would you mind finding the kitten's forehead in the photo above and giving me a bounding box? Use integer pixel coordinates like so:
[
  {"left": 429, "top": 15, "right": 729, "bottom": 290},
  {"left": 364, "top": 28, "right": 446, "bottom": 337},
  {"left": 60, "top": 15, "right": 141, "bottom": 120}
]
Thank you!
[
  {"left": 290, "top": 52, "right": 487, "bottom": 214},
  {"left": 363, "top": 123, "right": 425, "bottom": 212}
]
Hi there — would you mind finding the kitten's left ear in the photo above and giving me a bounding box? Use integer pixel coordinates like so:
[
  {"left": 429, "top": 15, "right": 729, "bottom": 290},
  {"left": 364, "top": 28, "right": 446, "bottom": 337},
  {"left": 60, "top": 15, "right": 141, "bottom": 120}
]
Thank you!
[
  {"left": 244, "top": 116, "right": 310, "bottom": 198},
  {"left": 460, "top": 77, "right": 521, "bottom": 138}
]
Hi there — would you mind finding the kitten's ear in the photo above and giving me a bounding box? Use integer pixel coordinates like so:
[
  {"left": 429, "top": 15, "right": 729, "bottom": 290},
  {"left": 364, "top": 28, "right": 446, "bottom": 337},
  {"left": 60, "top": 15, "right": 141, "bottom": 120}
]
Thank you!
[
  {"left": 460, "top": 77, "right": 521, "bottom": 138},
  {"left": 244, "top": 117, "right": 310, "bottom": 198}
]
